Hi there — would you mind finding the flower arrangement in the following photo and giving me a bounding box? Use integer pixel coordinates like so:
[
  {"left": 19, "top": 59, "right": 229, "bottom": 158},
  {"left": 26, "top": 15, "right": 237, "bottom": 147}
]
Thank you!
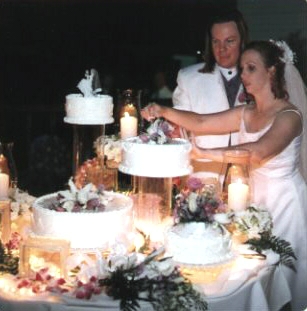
[
  {"left": 97, "top": 247, "right": 208, "bottom": 311},
  {"left": 9, "top": 188, "right": 36, "bottom": 220},
  {"left": 138, "top": 118, "right": 174, "bottom": 145},
  {"left": 94, "top": 134, "right": 122, "bottom": 167},
  {"left": 48, "top": 178, "right": 111, "bottom": 212},
  {"left": 233, "top": 204, "right": 273, "bottom": 240},
  {"left": 234, "top": 205, "right": 297, "bottom": 269},
  {"left": 173, "top": 177, "right": 226, "bottom": 224},
  {"left": 7, "top": 247, "right": 207, "bottom": 311}
]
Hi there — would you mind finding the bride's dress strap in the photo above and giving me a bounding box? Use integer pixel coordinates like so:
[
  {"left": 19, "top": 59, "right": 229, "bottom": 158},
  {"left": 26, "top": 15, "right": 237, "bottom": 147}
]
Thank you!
[{"left": 278, "top": 109, "right": 303, "bottom": 124}]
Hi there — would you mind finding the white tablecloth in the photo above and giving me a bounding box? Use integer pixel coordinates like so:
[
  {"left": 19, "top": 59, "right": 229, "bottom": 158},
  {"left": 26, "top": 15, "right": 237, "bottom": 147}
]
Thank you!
[{"left": 0, "top": 258, "right": 291, "bottom": 311}]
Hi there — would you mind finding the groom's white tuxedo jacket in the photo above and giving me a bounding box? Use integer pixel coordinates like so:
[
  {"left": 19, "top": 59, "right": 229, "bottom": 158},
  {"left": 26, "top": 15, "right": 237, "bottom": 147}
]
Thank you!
[{"left": 173, "top": 62, "right": 245, "bottom": 149}]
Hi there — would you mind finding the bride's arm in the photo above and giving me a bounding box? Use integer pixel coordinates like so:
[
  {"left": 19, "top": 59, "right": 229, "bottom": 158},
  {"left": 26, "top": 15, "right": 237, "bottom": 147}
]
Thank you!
[
  {"left": 141, "top": 103, "right": 242, "bottom": 135},
  {"left": 191, "top": 109, "right": 303, "bottom": 165}
]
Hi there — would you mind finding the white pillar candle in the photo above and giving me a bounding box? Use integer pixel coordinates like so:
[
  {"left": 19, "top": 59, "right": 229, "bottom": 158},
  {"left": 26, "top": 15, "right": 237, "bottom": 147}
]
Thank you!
[
  {"left": 228, "top": 180, "right": 249, "bottom": 211},
  {"left": 120, "top": 112, "right": 138, "bottom": 139},
  {"left": 0, "top": 172, "right": 9, "bottom": 199}
]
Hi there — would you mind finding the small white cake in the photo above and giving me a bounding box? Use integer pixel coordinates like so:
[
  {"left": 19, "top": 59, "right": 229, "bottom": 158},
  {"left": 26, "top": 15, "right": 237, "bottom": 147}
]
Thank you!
[
  {"left": 119, "top": 137, "right": 192, "bottom": 177},
  {"left": 165, "top": 222, "right": 233, "bottom": 266},
  {"left": 64, "top": 94, "right": 114, "bottom": 125},
  {"left": 32, "top": 191, "right": 134, "bottom": 250}
]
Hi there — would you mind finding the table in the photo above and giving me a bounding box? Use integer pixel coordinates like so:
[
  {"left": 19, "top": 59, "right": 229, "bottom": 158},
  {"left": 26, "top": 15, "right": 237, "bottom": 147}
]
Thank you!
[{"left": 0, "top": 257, "right": 291, "bottom": 311}]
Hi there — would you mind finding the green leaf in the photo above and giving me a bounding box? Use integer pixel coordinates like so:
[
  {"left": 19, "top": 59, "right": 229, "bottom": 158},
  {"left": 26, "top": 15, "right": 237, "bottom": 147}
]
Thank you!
[{"left": 246, "top": 233, "right": 297, "bottom": 271}]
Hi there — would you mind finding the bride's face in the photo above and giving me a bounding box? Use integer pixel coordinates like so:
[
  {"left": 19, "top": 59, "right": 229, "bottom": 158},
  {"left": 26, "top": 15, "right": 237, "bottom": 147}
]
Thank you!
[{"left": 240, "top": 50, "right": 274, "bottom": 96}]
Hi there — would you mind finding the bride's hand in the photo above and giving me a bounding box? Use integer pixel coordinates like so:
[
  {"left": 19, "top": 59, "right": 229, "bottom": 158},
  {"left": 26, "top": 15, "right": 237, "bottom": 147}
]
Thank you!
[
  {"left": 190, "top": 144, "right": 205, "bottom": 160},
  {"left": 189, "top": 135, "right": 211, "bottom": 161},
  {"left": 141, "top": 103, "right": 163, "bottom": 121},
  {"left": 189, "top": 135, "right": 204, "bottom": 160}
]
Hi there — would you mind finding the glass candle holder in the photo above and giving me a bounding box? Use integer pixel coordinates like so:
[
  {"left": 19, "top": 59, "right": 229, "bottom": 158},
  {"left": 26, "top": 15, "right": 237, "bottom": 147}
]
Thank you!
[
  {"left": 0, "top": 200, "right": 11, "bottom": 244},
  {"left": 220, "top": 149, "right": 251, "bottom": 212},
  {"left": 120, "top": 89, "right": 138, "bottom": 139},
  {"left": 0, "top": 142, "right": 18, "bottom": 198}
]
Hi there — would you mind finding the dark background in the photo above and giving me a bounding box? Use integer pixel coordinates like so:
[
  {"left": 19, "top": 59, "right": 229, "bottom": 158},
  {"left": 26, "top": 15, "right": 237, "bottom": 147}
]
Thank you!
[{"left": 1, "top": 0, "right": 238, "bottom": 194}]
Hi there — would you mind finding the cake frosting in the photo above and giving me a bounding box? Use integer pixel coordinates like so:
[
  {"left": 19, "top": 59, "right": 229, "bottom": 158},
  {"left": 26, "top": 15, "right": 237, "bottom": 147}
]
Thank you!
[
  {"left": 31, "top": 181, "right": 134, "bottom": 250},
  {"left": 64, "top": 94, "right": 114, "bottom": 125},
  {"left": 165, "top": 222, "right": 233, "bottom": 266},
  {"left": 120, "top": 137, "right": 192, "bottom": 177},
  {"left": 119, "top": 119, "right": 192, "bottom": 177}
]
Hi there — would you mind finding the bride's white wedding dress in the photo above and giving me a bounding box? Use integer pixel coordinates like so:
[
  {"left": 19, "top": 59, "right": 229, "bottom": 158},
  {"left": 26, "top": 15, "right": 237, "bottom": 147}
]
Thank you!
[{"left": 239, "top": 108, "right": 307, "bottom": 311}]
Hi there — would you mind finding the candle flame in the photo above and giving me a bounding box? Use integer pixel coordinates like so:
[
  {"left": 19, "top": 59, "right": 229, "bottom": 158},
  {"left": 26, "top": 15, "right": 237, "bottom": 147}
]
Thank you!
[{"left": 124, "top": 111, "right": 130, "bottom": 118}]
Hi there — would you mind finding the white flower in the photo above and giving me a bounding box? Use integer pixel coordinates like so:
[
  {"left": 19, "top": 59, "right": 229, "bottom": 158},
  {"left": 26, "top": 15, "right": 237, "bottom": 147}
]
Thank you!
[
  {"left": 138, "top": 257, "right": 175, "bottom": 279},
  {"left": 270, "top": 39, "right": 296, "bottom": 64},
  {"left": 77, "top": 183, "right": 94, "bottom": 205},
  {"left": 214, "top": 213, "right": 231, "bottom": 224},
  {"left": 68, "top": 177, "right": 79, "bottom": 195},
  {"left": 107, "top": 253, "right": 138, "bottom": 272},
  {"left": 95, "top": 136, "right": 122, "bottom": 162},
  {"left": 9, "top": 189, "right": 36, "bottom": 219},
  {"left": 234, "top": 205, "right": 273, "bottom": 237},
  {"left": 62, "top": 201, "right": 74, "bottom": 212},
  {"left": 11, "top": 202, "right": 20, "bottom": 214},
  {"left": 187, "top": 192, "right": 198, "bottom": 213},
  {"left": 151, "top": 258, "right": 175, "bottom": 277},
  {"left": 20, "top": 203, "right": 31, "bottom": 214},
  {"left": 11, "top": 211, "right": 19, "bottom": 221}
]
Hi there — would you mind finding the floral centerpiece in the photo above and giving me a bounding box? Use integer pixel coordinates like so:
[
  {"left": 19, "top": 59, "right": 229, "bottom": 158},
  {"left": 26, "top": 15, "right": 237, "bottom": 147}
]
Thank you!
[
  {"left": 138, "top": 118, "right": 174, "bottom": 144},
  {"left": 74, "top": 135, "right": 120, "bottom": 190},
  {"left": 9, "top": 188, "right": 36, "bottom": 220},
  {"left": 48, "top": 178, "right": 110, "bottom": 212},
  {"left": 173, "top": 177, "right": 227, "bottom": 225},
  {"left": 94, "top": 134, "right": 122, "bottom": 168},
  {"left": 233, "top": 205, "right": 297, "bottom": 269}
]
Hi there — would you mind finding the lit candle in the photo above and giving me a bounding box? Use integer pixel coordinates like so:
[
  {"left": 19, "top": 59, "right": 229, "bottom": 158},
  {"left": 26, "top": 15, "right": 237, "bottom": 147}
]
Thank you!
[
  {"left": 228, "top": 179, "right": 249, "bottom": 211},
  {"left": 120, "top": 112, "right": 138, "bottom": 139},
  {"left": 0, "top": 172, "right": 9, "bottom": 199}
]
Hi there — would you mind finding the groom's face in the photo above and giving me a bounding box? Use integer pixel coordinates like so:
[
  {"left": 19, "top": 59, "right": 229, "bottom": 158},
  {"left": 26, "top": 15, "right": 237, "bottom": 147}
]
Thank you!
[{"left": 211, "top": 21, "right": 241, "bottom": 69}]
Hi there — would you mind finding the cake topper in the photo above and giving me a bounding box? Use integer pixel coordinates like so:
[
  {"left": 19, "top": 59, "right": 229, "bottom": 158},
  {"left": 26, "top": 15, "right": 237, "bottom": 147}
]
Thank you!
[{"left": 77, "top": 69, "right": 102, "bottom": 97}]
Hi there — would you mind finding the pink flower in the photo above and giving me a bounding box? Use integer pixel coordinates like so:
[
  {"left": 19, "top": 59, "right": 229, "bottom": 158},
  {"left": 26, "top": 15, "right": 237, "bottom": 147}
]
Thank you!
[
  {"left": 6, "top": 232, "right": 22, "bottom": 250},
  {"left": 186, "top": 177, "right": 203, "bottom": 191},
  {"left": 238, "top": 91, "right": 247, "bottom": 103}
]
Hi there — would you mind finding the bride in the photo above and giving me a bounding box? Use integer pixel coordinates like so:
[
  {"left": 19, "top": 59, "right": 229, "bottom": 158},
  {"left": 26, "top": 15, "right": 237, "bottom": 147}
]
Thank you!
[{"left": 142, "top": 40, "right": 307, "bottom": 311}]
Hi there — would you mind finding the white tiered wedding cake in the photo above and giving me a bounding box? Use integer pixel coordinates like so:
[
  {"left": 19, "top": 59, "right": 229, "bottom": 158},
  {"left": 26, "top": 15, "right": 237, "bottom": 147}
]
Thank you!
[{"left": 31, "top": 179, "right": 134, "bottom": 250}]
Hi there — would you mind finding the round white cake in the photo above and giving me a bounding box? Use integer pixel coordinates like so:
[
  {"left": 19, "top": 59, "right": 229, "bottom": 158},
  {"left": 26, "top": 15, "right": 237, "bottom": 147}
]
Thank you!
[
  {"left": 165, "top": 222, "right": 233, "bottom": 266},
  {"left": 64, "top": 94, "right": 114, "bottom": 125},
  {"left": 119, "top": 137, "right": 192, "bottom": 177},
  {"left": 32, "top": 191, "right": 134, "bottom": 250}
]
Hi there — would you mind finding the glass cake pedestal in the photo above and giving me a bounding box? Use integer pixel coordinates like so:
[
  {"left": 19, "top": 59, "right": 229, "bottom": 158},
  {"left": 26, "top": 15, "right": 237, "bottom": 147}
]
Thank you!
[
  {"left": 66, "top": 121, "right": 117, "bottom": 191},
  {"left": 132, "top": 176, "right": 173, "bottom": 241}
]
